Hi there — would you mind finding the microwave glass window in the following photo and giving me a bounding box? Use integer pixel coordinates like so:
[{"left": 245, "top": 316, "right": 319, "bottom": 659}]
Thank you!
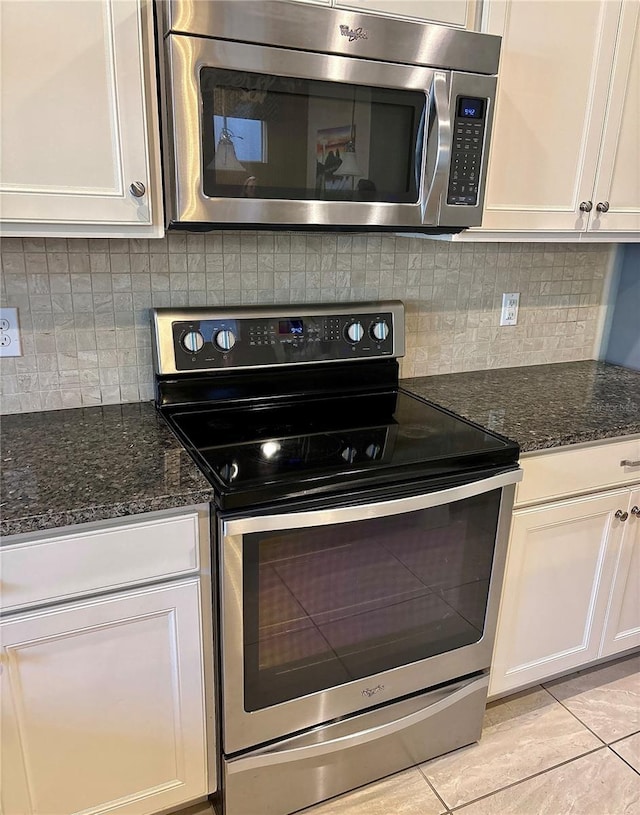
[
  {"left": 200, "top": 68, "right": 425, "bottom": 203},
  {"left": 213, "top": 115, "right": 267, "bottom": 163}
]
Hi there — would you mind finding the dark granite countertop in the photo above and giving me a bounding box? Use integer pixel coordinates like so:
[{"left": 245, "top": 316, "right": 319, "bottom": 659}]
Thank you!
[
  {"left": 0, "top": 402, "right": 215, "bottom": 538},
  {"left": 403, "top": 361, "right": 640, "bottom": 454},
  {"left": 2, "top": 360, "right": 638, "bottom": 538}
]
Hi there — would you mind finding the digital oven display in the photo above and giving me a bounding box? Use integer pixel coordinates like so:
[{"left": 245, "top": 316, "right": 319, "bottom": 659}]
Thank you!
[
  {"left": 279, "top": 319, "right": 304, "bottom": 336},
  {"left": 457, "top": 97, "right": 485, "bottom": 119}
]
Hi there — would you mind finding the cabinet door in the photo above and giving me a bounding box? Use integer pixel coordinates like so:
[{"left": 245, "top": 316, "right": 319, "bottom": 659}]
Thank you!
[
  {"left": 1, "top": 580, "right": 208, "bottom": 815},
  {"left": 590, "top": 2, "right": 640, "bottom": 233},
  {"left": 333, "top": 0, "right": 476, "bottom": 28},
  {"left": 489, "top": 491, "right": 626, "bottom": 697},
  {"left": 0, "top": 0, "right": 162, "bottom": 236},
  {"left": 479, "top": 0, "right": 622, "bottom": 232},
  {"left": 600, "top": 488, "right": 640, "bottom": 657}
]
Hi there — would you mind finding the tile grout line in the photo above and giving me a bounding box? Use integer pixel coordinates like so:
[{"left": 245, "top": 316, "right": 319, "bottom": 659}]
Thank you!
[
  {"left": 539, "top": 683, "right": 610, "bottom": 747},
  {"left": 607, "top": 727, "right": 640, "bottom": 746},
  {"left": 445, "top": 745, "right": 608, "bottom": 812},
  {"left": 607, "top": 742, "right": 640, "bottom": 778},
  {"left": 416, "top": 764, "right": 453, "bottom": 815},
  {"left": 421, "top": 683, "right": 616, "bottom": 812}
]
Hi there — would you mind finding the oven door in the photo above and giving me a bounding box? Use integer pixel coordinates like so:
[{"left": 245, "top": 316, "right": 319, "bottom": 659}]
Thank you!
[
  {"left": 219, "top": 468, "right": 520, "bottom": 755},
  {"left": 163, "top": 34, "right": 496, "bottom": 230}
]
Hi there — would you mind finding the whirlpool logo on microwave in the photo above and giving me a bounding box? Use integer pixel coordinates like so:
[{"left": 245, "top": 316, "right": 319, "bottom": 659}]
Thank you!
[{"left": 339, "top": 24, "right": 368, "bottom": 42}]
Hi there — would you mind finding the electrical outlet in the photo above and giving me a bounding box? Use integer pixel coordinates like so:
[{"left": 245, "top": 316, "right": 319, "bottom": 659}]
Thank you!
[
  {"left": 0, "top": 307, "right": 22, "bottom": 357},
  {"left": 500, "top": 292, "right": 520, "bottom": 326}
]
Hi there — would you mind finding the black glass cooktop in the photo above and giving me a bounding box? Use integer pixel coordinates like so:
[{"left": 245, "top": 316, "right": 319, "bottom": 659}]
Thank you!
[{"left": 167, "top": 389, "right": 518, "bottom": 508}]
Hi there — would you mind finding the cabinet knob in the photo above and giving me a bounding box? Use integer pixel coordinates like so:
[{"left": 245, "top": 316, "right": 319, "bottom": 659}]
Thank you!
[
  {"left": 631, "top": 506, "right": 639, "bottom": 517},
  {"left": 579, "top": 201, "right": 593, "bottom": 212},
  {"left": 615, "top": 509, "right": 629, "bottom": 522},
  {"left": 596, "top": 201, "right": 609, "bottom": 213},
  {"left": 129, "top": 181, "right": 146, "bottom": 198}
]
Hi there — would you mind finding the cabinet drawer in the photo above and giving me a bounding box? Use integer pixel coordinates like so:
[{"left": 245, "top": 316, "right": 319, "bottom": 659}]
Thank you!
[
  {"left": 516, "top": 437, "right": 640, "bottom": 506},
  {"left": 0, "top": 513, "right": 200, "bottom": 614}
]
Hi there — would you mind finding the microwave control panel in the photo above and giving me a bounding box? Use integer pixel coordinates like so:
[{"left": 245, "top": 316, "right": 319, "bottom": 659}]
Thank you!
[{"left": 447, "top": 96, "right": 487, "bottom": 206}]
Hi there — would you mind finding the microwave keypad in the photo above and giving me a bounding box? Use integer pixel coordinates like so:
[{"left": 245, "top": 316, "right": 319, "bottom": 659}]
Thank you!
[{"left": 447, "top": 99, "right": 486, "bottom": 206}]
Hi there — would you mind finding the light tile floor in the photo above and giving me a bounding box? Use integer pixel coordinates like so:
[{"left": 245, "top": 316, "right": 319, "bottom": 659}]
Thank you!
[{"left": 300, "top": 653, "right": 640, "bottom": 815}]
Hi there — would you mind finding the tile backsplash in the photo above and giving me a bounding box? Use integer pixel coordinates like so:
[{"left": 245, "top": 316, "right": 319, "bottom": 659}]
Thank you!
[{"left": 0, "top": 234, "right": 611, "bottom": 414}]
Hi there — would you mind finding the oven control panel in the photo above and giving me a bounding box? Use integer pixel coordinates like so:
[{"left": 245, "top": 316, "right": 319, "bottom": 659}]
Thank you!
[{"left": 152, "top": 302, "right": 404, "bottom": 374}]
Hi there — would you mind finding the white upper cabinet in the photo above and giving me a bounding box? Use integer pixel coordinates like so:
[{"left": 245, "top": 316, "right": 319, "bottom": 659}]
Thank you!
[
  {"left": 592, "top": 3, "right": 640, "bottom": 233},
  {"left": 476, "top": 0, "right": 640, "bottom": 237},
  {"left": 332, "top": 0, "right": 477, "bottom": 28},
  {"left": 0, "top": 0, "right": 163, "bottom": 237}
]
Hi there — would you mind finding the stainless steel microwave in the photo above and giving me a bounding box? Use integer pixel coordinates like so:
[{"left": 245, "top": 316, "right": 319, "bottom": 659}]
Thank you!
[{"left": 157, "top": 0, "right": 501, "bottom": 233}]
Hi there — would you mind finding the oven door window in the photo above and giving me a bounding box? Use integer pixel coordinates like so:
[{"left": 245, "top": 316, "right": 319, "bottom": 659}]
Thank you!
[
  {"left": 200, "top": 68, "right": 424, "bottom": 203},
  {"left": 243, "top": 489, "right": 501, "bottom": 711}
]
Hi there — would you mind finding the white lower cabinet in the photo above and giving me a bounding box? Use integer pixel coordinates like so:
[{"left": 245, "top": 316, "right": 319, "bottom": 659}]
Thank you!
[
  {"left": 490, "top": 472, "right": 640, "bottom": 698},
  {"left": 0, "top": 507, "right": 213, "bottom": 815},
  {"left": 1, "top": 580, "right": 208, "bottom": 815},
  {"left": 601, "top": 488, "right": 640, "bottom": 657}
]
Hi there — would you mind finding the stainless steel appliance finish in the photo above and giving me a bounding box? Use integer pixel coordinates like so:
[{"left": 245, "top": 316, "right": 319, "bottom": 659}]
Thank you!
[
  {"left": 224, "top": 674, "right": 488, "bottom": 815},
  {"left": 152, "top": 301, "right": 522, "bottom": 815},
  {"left": 220, "top": 470, "right": 519, "bottom": 756},
  {"left": 158, "top": 0, "right": 500, "bottom": 232},
  {"left": 151, "top": 300, "right": 405, "bottom": 376},
  {"left": 160, "top": 1, "right": 500, "bottom": 74}
]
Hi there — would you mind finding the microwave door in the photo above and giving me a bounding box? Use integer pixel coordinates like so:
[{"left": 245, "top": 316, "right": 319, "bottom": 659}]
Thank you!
[
  {"left": 165, "top": 34, "right": 441, "bottom": 230},
  {"left": 420, "top": 72, "right": 452, "bottom": 226}
]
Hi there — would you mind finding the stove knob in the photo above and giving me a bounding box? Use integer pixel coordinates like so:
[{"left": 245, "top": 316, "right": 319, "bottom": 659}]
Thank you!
[
  {"left": 366, "top": 443, "right": 382, "bottom": 459},
  {"left": 219, "top": 462, "right": 239, "bottom": 482},
  {"left": 214, "top": 329, "right": 236, "bottom": 352},
  {"left": 341, "top": 446, "right": 357, "bottom": 464},
  {"left": 182, "top": 330, "right": 204, "bottom": 353},
  {"left": 346, "top": 322, "right": 364, "bottom": 343},
  {"left": 370, "top": 320, "right": 389, "bottom": 342}
]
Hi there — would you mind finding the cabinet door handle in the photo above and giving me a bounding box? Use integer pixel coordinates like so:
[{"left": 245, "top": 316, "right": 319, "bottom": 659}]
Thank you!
[
  {"left": 615, "top": 510, "right": 629, "bottom": 522},
  {"left": 579, "top": 201, "right": 593, "bottom": 212},
  {"left": 596, "top": 201, "right": 610, "bottom": 213},
  {"left": 631, "top": 506, "right": 639, "bottom": 517},
  {"left": 621, "top": 459, "right": 640, "bottom": 468}
]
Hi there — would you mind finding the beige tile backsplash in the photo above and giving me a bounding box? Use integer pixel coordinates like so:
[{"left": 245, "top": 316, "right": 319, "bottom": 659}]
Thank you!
[{"left": 0, "top": 234, "right": 611, "bottom": 414}]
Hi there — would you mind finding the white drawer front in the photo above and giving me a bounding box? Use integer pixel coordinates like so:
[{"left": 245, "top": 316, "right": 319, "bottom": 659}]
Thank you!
[
  {"left": 516, "top": 438, "right": 640, "bottom": 506},
  {"left": 0, "top": 513, "right": 200, "bottom": 614}
]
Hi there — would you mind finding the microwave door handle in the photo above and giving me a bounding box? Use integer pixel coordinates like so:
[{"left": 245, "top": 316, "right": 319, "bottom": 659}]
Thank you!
[{"left": 421, "top": 72, "right": 452, "bottom": 225}]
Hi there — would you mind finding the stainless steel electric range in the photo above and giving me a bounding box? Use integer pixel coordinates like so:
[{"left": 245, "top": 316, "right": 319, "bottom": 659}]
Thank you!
[{"left": 151, "top": 301, "right": 522, "bottom": 815}]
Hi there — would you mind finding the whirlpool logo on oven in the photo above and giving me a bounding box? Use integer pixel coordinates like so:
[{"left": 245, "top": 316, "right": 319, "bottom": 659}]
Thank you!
[
  {"left": 339, "top": 24, "right": 368, "bottom": 42},
  {"left": 361, "top": 683, "right": 385, "bottom": 698}
]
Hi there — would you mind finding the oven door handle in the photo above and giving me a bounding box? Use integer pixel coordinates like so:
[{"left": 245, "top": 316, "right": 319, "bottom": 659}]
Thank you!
[
  {"left": 223, "top": 468, "right": 522, "bottom": 536},
  {"left": 227, "top": 673, "right": 488, "bottom": 773}
]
